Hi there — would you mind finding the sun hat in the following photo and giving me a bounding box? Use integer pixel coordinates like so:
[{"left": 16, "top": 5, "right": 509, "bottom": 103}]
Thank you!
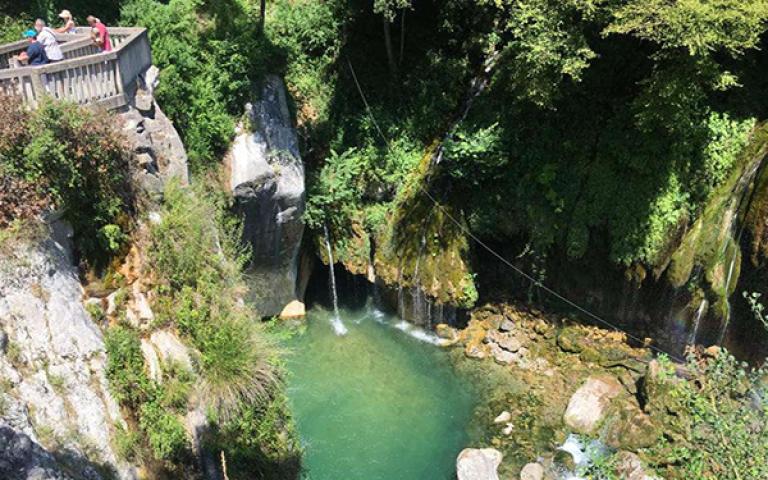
[
  {"left": 23, "top": 29, "right": 37, "bottom": 38},
  {"left": 58, "top": 10, "right": 72, "bottom": 19}
]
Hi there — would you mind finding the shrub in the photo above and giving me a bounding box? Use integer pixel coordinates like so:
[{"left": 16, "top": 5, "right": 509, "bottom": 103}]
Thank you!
[
  {"left": 0, "top": 97, "right": 131, "bottom": 262},
  {"left": 139, "top": 400, "right": 188, "bottom": 462},
  {"left": 148, "top": 179, "right": 278, "bottom": 419},
  {"left": 104, "top": 326, "right": 151, "bottom": 409},
  {"left": 648, "top": 351, "right": 768, "bottom": 479}
]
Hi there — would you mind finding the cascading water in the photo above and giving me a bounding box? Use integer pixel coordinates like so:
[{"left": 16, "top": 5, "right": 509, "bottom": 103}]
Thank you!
[
  {"left": 323, "top": 223, "right": 348, "bottom": 335},
  {"left": 716, "top": 155, "right": 766, "bottom": 345},
  {"left": 688, "top": 299, "right": 708, "bottom": 346}
]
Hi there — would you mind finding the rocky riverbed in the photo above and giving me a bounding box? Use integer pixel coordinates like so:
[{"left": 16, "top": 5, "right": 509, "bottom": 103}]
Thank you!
[{"left": 444, "top": 304, "right": 672, "bottom": 479}]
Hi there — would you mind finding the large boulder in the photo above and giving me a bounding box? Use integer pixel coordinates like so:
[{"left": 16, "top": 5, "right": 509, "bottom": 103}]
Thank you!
[
  {"left": 456, "top": 448, "right": 502, "bottom": 480},
  {"left": 228, "top": 75, "right": 305, "bottom": 317},
  {"left": 0, "top": 220, "right": 135, "bottom": 479},
  {"left": 563, "top": 375, "right": 622, "bottom": 434}
]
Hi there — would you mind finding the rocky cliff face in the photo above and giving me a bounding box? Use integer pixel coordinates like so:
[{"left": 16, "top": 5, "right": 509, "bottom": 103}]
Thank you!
[
  {"left": 0, "top": 220, "right": 134, "bottom": 480},
  {"left": 0, "top": 66, "right": 189, "bottom": 479},
  {"left": 227, "top": 75, "right": 305, "bottom": 317}
]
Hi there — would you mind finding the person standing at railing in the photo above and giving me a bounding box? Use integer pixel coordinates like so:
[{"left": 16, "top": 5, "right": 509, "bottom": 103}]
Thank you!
[
  {"left": 54, "top": 10, "right": 77, "bottom": 34},
  {"left": 34, "top": 19, "right": 64, "bottom": 62},
  {"left": 16, "top": 30, "right": 49, "bottom": 66},
  {"left": 86, "top": 16, "right": 112, "bottom": 52}
]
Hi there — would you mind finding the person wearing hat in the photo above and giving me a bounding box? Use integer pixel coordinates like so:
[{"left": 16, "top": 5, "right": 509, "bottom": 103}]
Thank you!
[
  {"left": 16, "top": 30, "right": 49, "bottom": 66},
  {"left": 34, "top": 19, "right": 64, "bottom": 62},
  {"left": 54, "top": 10, "right": 77, "bottom": 34}
]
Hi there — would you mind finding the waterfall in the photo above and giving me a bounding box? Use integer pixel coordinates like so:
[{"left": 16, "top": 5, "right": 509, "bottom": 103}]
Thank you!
[
  {"left": 688, "top": 299, "right": 707, "bottom": 346},
  {"left": 323, "top": 223, "right": 347, "bottom": 336},
  {"left": 714, "top": 153, "right": 767, "bottom": 345}
]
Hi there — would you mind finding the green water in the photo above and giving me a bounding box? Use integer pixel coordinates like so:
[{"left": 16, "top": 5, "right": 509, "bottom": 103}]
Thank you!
[{"left": 285, "top": 303, "right": 475, "bottom": 480}]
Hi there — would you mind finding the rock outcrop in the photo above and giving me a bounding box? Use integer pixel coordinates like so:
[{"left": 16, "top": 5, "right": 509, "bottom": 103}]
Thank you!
[
  {"left": 0, "top": 220, "right": 134, "bottom": 479},
  {"left": 456, "top": 448, "right": 502, "bottom": 480},
  {"left": 227, "top": 75, "right": 305, "bottom": 317},
  {"left": 123, "top": 64, "right": 189, "bottom": 205},
  {"left": 563, "top": 375, "right": 623, "bottom": 434}
]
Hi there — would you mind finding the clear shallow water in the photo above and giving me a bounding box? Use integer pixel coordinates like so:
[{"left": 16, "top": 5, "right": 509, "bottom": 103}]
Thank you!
[{"left": 285, "top": 303, "right": 475, "bottom": 480}]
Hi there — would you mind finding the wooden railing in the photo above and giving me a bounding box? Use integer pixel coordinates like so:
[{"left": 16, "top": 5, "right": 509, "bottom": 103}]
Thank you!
[{"left": 0, "top": 27, "right": 152, "bottom": 110}]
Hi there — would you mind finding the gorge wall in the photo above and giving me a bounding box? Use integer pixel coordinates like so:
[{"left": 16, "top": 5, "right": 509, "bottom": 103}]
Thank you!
[{"left": 227, "top": 76, "right": 306, "bottom": 318}]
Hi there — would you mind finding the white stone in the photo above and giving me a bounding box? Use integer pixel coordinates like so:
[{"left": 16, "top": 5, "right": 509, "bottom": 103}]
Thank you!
[
  {"left": 564, "top": 375, "right": 623, "bottom": 434},
  {"left": 493, "top": 411, "right": 511, "bottom": 424},
  {"left": 520, "top": 462, "right": 545, "bottom": 480},
  {"left": 280, "top": 300, "right": 306, "bottom": 319},
  {"left": 141, "top": 339, "right": 161, "bottom": 381},
  {"left": 149, "top": 330, "right": 193, "bottom": 372},
  {"left": 132, "top": 287, "right": 154, "bottom": 322},
  {"left": 457, "top": 448, "right": 502, "bottom": 480}
]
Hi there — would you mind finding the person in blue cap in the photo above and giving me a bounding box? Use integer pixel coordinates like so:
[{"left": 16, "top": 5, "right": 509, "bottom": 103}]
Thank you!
[{"left": 17, "top": 29, "right": 49, "bottom": 66}]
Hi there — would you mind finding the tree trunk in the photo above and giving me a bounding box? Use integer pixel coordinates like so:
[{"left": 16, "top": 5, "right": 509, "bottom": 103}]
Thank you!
[
  {"left": 399, "top": 9, "right": 406, "bottom": 66},
  {"left": 383, "top": 16, "right": 398, "bottom": 76},
  {"left": 260, "top": 0, "right": 266, "bottom": 32}
]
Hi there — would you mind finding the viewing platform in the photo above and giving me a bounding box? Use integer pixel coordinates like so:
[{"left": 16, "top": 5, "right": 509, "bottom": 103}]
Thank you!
[{"left": 0, "top": 27, "right": 151, "bottom": 110}]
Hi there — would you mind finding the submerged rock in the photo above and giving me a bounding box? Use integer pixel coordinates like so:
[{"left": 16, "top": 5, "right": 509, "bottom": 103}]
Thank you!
[
  {"left": 563, "top": 375, "right": 622, "bottom": 434},
  {"left": 228, "top": 75, "right": 305, "bottom": 317},
  {"left": 456, "top": 448, "right": 502, "bottom": 480}
]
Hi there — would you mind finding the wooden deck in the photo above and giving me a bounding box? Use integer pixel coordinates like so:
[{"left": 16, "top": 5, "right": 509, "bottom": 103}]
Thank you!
[{"left": 0, "top": 27, "right": 152, "bottom": 110}]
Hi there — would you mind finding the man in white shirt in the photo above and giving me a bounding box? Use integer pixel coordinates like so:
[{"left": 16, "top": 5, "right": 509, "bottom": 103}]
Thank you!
[{"left": 34, "top": 19, "right": 64, "bottom": 62}]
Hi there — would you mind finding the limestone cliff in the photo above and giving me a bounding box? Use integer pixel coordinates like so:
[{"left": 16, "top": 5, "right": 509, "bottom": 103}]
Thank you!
[
  {"left": 0, "top": 66, "right": 190, "bottom": 479},
  {"left": 227, "top": 75, "right": 306, "bottom": 317},
  {"left": 0, "top": 220, "right": 135, "bottom": 480}
]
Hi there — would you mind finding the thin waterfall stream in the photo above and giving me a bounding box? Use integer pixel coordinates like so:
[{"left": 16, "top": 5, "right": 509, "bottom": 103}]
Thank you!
[{"left": 323, "top": 223, "right": 348, "bottom": 335}]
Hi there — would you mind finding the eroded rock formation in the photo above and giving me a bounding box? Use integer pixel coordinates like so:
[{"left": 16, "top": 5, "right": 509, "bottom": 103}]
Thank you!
[
  {"left": 227, "top": 75, "right": 305, "bottom": 317},
  {"left": 0, "top": 220, "right": 135, "bottom": 480}
]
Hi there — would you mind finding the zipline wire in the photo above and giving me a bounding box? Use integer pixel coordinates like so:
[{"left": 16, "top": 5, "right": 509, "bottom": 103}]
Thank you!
[{"left": 345, "top": 57, "right": 686, "bottom": 363}]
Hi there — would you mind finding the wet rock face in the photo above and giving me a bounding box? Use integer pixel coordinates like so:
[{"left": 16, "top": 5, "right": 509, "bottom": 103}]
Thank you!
[
  {"left": 228, "top": 75, "right": 305, "bottom": 317},
  {"left": 456, "top": 448, "right": 502, "bottom": 480},
  {"left": 0, "top": 222, "right": 134, "bottom": 479}
]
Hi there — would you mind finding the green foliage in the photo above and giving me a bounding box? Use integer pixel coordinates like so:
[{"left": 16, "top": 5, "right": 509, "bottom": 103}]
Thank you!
[
  {"left": 606, "top": 0, "right": 768, "bottom": 57},
  {"left": 743, "top": 291, "right": 768, "bottom": 331},
  {"left": 139, "top": 400, "right": 188, "bottom": 462},
  {"left": 648, "top": 350, "right": 768, "bottom": 479},
  {"left": 121, "top": 0, "right": 278, "bottom": 169},
  {"left": 267, "top": 0, "right": 345, "bottom": 129},
  {"left": 114, "top": 424, "right": 142, "bottom": 462},
  {"left": 0, "top": 99, "right": 130, "bottom": 262},
  {"left": 149, "top": 179, "right": 278, "bottom": 418},
  {"left": 104, "top": 325, "right": 192, "bottom": 464},
  {"left": 104, "top": 326, "right": 151, "bottom": 409},
  {"left": 211, "top": 392, "right": 301, "bottom": 479},
  {"left": 480, "top": 0, "right": 600, "bottom": 105},
  {"left": 443, "top": 124, "right": 505, "bottom": 182},
  {"left": 0, "top": 14, "right": 31, "bottom": 44}
]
